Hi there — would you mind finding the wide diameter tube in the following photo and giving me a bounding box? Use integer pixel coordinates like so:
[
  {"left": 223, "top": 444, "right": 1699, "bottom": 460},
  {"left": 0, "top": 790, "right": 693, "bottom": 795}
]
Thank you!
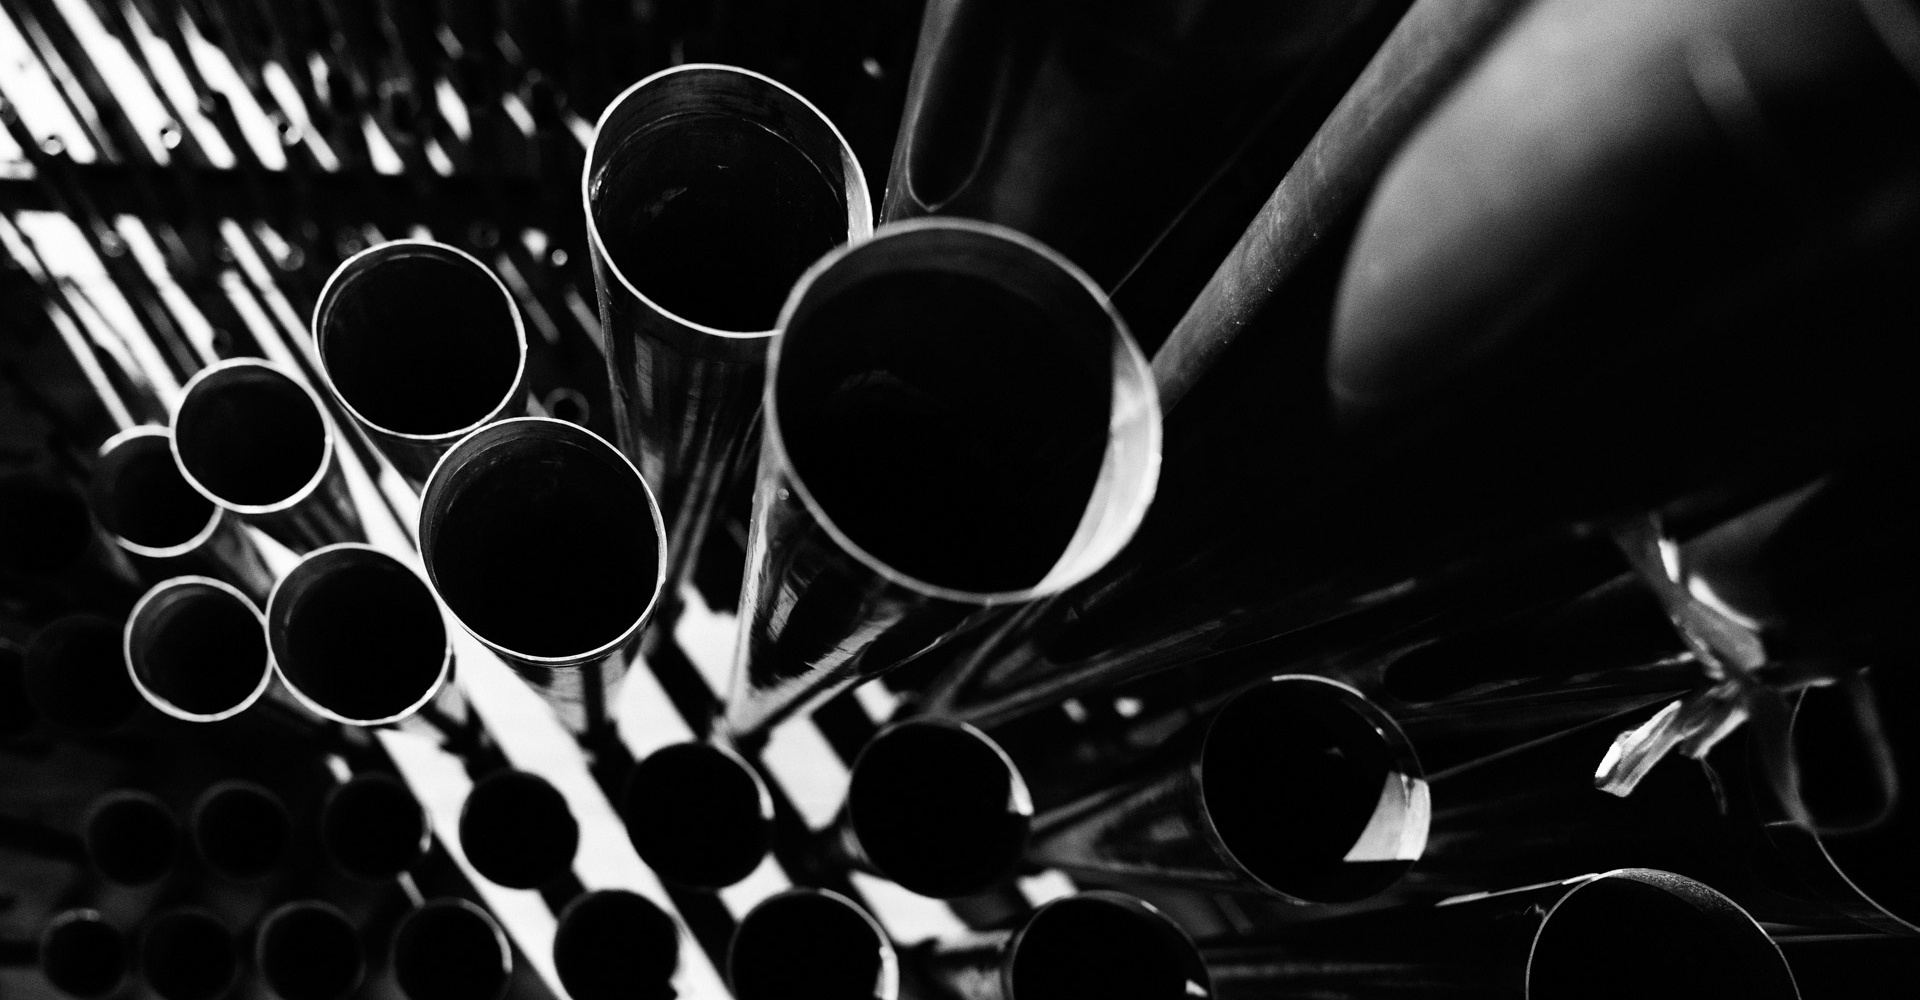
[
  {"left": 919, "top": 892, "right": 1209, "bottom": 1000},
  {"left": 391, "top": 899, "right": 514, "bottom": 1000}
]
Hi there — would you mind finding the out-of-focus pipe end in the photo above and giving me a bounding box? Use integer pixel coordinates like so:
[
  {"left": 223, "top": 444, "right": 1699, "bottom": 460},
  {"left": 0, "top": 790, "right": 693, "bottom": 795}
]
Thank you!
[
  {"left": 621, "top": 741, "right": 772, "bottom": 889},
  {"left": 846, "top": 718, "right": 1033, "bottom": 899},
  {"left": 392, "top": 899, "right": 513, "bottom": 1000},
  {"left": 729, "top": 889, "right": 898, "bottom": 1000}
]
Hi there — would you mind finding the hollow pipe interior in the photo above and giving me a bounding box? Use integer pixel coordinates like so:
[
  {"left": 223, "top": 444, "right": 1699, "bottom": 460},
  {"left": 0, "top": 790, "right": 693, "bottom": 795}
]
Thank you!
[
  {"left": 620, "top": 741, "right": 772, "bottom": 889},
  {"left": 268, "top": 544, "right": 449, "bottom": 725}
]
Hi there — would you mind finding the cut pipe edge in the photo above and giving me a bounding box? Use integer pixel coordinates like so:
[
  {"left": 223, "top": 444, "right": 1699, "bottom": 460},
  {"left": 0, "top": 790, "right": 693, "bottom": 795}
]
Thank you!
[
  {"left": 124, "top": 576, "right": 270, "bottom": 723},
  {"left": 552, "top": 890, "right": 679, "bottom": 1000},
  {"left": 170, "top": 358, "right": 342, "bottom": 518},
  {"left": 40, "top": 909, "right": 128, "bottom": 1000},
  {"left": 189, "top": 780, "right": 291, "bottom": 881},
  {"left": 91, "top": 425, "right": 224, "bottom": 559},
  {"left": 728, "top": 888, "right": 899, "bottom": 1000}
]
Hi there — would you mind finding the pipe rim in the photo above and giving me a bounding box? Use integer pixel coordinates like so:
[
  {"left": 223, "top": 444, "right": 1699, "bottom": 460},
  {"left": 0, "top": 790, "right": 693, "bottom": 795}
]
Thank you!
[
  {"left": 1003, "top": 891, "right": 1211, "bottom": 1000},
  {"left": 319, "top": 772, "right": 432, "bottom": 882},
  {"left": 847, "top": 718, "right": 1033, "bottom": 898},
  {"left": 391, "top": 898, "right": 513, "bottom": 1000},
  {"left": 621, "top": 740, "right": 774, "bottom": 888},
  {"left": 170, "top": 358, "right": 341, "bottom": 517},
  {"left": 82, "top": 789, "right": 179, "bottom": 886},
  {"left": 93, "top": 425, "right": 225, "bottom": 558},
  {"left": 40, "top": 909, "right": 127, "bottom": 1000},
  {"left": 138, "top": 908, "right": 237, "bottom": 1000},
  {"left": 728, "top": 888, "right": 899, "bottom": 1000},
  {"left": 189, "top": 779, "right": 290, "bottom": 880},
  {"left": 124, "top": 575, "right": 271, "bottom": 723},
  {"left": 254, "top": 901, "right": 365, "bottom": 1000}
]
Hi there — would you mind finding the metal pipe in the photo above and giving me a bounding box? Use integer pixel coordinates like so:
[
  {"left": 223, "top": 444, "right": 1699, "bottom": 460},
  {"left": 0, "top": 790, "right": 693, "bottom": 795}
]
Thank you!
[
  {"left": 728, "top": 889, "right": 898, "bottom": 1000},
  {"left": 39, "top": 909, "right": 128, "bottom": 1000},
  {"left": 390, "top": 898, "right": 514, "bottom": 1000},
  {"left": 266, "top": 543, "right": 452, "bottom": 727},
  {"left": 189, "top": 780, "right": 291, "bottom": 881},
  {"left": 552, "top": 890, "right": 678, "bottom": 1000},
  {"left": 24, "top": 614, "right": 143, "bottom": 735},
  {"left": 1204, "top": 869, "right": 1799, "bottom": 999},
  {"left": 417, "top": 417, "right": 666, "bottom": 735},
  {"left": 125, "top": 576, "right": 271, "bottom": 723},
  {"left": 312, "top": 240, "right": 529, "bottom": 487},
  {"left": 832, "top": 718, "right": 1033, "bottom": 899},
  {"left": 619, "top": 741, "right": 773, "bottom": 890},
  {"left": 88, "top": 426, "right": 272, "bottom": 600},
  {"left": 137, "top": 909, "right": 237, "bottom": 1000},
  {"left": 919, "top": 891, "right": 1209, "bottom": 1000},
  {"left": 456, "top": 769, "right": 579, "bottom": 891},
  {"left": 318, "top": 772, "right": 430, "bottom": 883},
  {"left": 82, "top": 790, "right": 178, "bottom": 887},
  {"left": 170, "top": 358, "right": 365, "bottom": 553},
  {"left": 725, "top": 218, "right": 1160, "bottom": 741},
  {"left": 583, "top": 62, "right": 872, "bottom": 593},
  {"left": 255, "top": 901, "right": 364, "bottom": 1000}
]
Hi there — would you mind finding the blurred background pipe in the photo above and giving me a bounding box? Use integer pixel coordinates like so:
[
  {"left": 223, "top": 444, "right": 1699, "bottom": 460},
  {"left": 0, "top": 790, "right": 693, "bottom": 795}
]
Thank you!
[
  {"left": 551, "top": 890, "right": 678, "bottom": 1000},
  {"left": 917, "top": 891, "right": 1208, "bottom": 1000},
  {"left": 618, "top": 740, "right": 772, "bottom": 890},
  {"left": 189, "top": 779, "right": 291, "bottom": 881},
  {"left": 254, "top": 901, "right": 364, "bottom": 1000},
  {"left": 124, "top": 576, "right": 270, "bottom": 723},
  {"left": 455, "top": 768, "right": 579, "bottom": 892},
  {"left": 318, "top": 772, "right": 431, "bottom": 884},
  {"left": 728, "top": 888, "right": 898, "bottom": 1000},
  {"left": 82, "top": 790, "right": 178, "bottom": 887},
  {"left": 137, "top": 909, "right": 237, "bottom": 1000}
]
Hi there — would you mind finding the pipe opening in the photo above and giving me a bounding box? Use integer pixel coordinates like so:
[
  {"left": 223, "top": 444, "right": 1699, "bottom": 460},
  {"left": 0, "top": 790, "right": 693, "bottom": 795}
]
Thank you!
[
  {"left": 191, "top": 781, "right": 290, "bottom": 880},
  {"left": 269, "top": 546, "right": 447, "bottom": 724},
  {"left": 318, "top": 244, "right": 523, "bottom": 437},
  {"left": 41, "top": 911, "right": 127, "bottom": 1000},
  {"left": 127, "top": 580, "right": 268, "bottom": 721},
  {"left": 458, "top": 770, "right": 579, "bottom": 889},
  {"left": 553, "top": 890, "right": 678, "bottom": 1000},
  {"left": 91, "top": 430, "right": 218, "bottom": 553},
  {"left": 26, "top": 616, "right": 141, "bottom": 733},
  {"left": 1795, "top": 664, "right": 1920, "bottom": 925},
  {"left": 320, "top": 773, "right": 429, "bottom": 881},
  {"left": 1009, "top": 894, "right": 1208, "bottom": 1000},
  {"left": 729, "top": 890, "right": 896, "bottom": 1000},
  {"left": 257, "top": 903, "right": 364, "bottom": 1000},
  {"left": 621, "top": 742, "right": 771, "bottom": 888},
  {"left": 392, "top": 899, "right": 512, "bottom": 1000},
  {"left": 0, "top": 475, "right": 93, "bottom": 575},
  {"left": 421, "top": 420, "right": 660, "bottom": 661},
  {"left": 1527, "top": 870, "right": 1797, "bottom": 1000},
  {"left": 139, "top": 910, "right": 236, "bottom": 1000},
  {"left": 774, "top": 223, "right": 1145, "bottom": 596},
  {"left": 84, "top": 791, "right": 177, "bottom": 885},
  {"left": 174, "top": 362, "right": 329, "bottom": 509},
  {"left": 1200, "top": 677, "right": 1425, "bottom": 903},
  {"left": 849, "top": 721, "right": 1031, "bottom": 898}
]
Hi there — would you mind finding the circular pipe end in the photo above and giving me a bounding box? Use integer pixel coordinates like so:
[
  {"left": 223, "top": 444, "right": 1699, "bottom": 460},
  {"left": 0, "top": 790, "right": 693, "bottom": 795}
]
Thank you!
[
  {"left": 1008, "top": 892, "right": 1210, "bottom": 1000},
  {"left": 190, "top": 780, "right": 291, "bottom": 880},
  {"left": 41, "top": 910, "right": 127, "bottom": 1000},
  {"left": 267, "top": 544, "right": 450, "bottom": 726},
  {"left": 621, "top": 742, "right": 772, "bottom": 889},
  {"left": 848, "top": 719, "right": 1032, "bottom": 899},
  {"left": 320, "top": 772, "right": 430, "bottom": 882},
  {"left": 553, "top": 890, "right": 678, "bottom": 1000},
  {"left": 139, "top": 909, "right": 236, "bottom": 1000},
  {"left": 458, "top": 769, "right": 579, "bottom": 890},
  {"left": 392, "top": 899, "right": 514, "bottom": 1000},
  {"left": 729, "top": 889, "right": 898, "bottom": 1000},
  {"left": 84, "top": 789, "right": 178, "bottom": 886},
  {"left": 256, "top": 902, "right": 365, "bottom": 1000}
]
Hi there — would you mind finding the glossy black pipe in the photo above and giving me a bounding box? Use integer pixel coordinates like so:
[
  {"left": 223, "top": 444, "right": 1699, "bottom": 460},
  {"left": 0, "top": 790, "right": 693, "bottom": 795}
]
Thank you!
[
  {"left": 25, "top": 614, "right": 143, "bottom": 735},
  {"left": 125, "top": 576, "right": 271, "bottom": 723},
  {"left": 84, "top": 790, "right": 179, "bottom": 886},
  {"left": 313, "top": 240, "right": 528, "bottom": 487},
  {"left": 267, "top": 543, "right": 452, "bottom": 727},
  {"left": 724, "top": 218, "right": 1159, "bottom": 741},
  {"left": 318, "top": 772, "right": 430, "bottom": 883},
  {"left": 886, "top": 0, "right": 1395, "bottom": 291},
  {"left": 190, "top": 780, "right": 291, "bottom": 881},
  {"left": 728, "top": 889, "right": 898, "bottom": 1000},
  {"left": 89, "top": 426, "right": 272, "bottom": 600},
  {"left": 1205, "top": 869, "right": 1798, "bottom": 999},
  {"left": 138, "top": 909, "right": 237, "bottom": 1000},
  {"left": 457, "top": 769, "right": 579, "bottom": 891},
  {"left": 255, "top": 901, "right": 364, "bottom": 1000},
  {"left": 830, "top": 719, "right": 1033, "bottom": 899},
  {"left": 620, "top": 741, "right": 773, "bottom": 890},
  {"left": 552, "top": 890, "right": 678, "bottom": 1000},
  {"left": 418, "top": 417, "right": 666, "bottom": 735},
  {"left": 919, "top": 892, "right": 1208, "bottom": 1000},
  {"left": 170, "top": 358, "right": 365, "bottom": 554},
  {"left": 391, "top": 898, "right": 514, "bottom": 1000},
  {"left": 39, "top": 909, "right": 128, "bottom": 1000},
  {"left": 584, "top": 62, "right": 872, "bottom": 594}
]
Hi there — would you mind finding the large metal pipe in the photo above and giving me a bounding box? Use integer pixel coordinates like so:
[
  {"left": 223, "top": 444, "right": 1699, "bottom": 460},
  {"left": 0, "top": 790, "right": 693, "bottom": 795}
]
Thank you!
[
  {"left": 124, "top": 577, "right": 271, "bottom": 723},
  {"left": 1204, "top": 869, "right": 1799, "bottom": 999},
  {"left": 551, "top": 890, "right": 679, "bottom": 1000},
  {"left": 82, "top": 790, "right": 179, "bottom": 887},
  {"left": 318, "top": 772, "right": 431, "bottom": 883},
  {"left": 137, "top": 909, "right": 237, "bottom": 1000},
  {"left": 39, "top": 909, "right": 128, "bottom": 1000},
  {"left": 456, "top": 769, "right": 579, "bottom": 891},
  {"left": 584, "top": 62, "right": 872, "bottom": 592},
  {"left": 831, "top": 718, "right": 1033, "bottom": 900},
  {"left": 189, "top": 780, "right": 291, "bottom": 881},
  {"left": 919, "top": 892, "right": 1209, "bottom": 1000},
  {"left": 390, "top": 899, "right": 514, "bottom": 1000},
  {"left": 266, "top": 543, "right": 452, "bottom": 727},
  {"left": 88, "top": 426, "right": 272, "bottom": 600},
  {"left": 619, "top": 741, "right": 772, "bottom": 890},
  {"left": 24, "top": 614, "right": 143, "bottom": 735},
  {"left": 312, "top": 240, "right": 529, "bottom": 487},
  {"left": 255, "top": 901, "right": 364, "bottom": 1000},
  {"left": 170, "top": 358, "right": 365, "bottom": 554},
  {"left": 728, "top": 889, "right": 898, "bottom": 1000},
  {"left": 725, "top": 218, "right": 1159, "bottom": 740},
  {"left": 418, "top": 417, "right": 666, "bottom": 735}
]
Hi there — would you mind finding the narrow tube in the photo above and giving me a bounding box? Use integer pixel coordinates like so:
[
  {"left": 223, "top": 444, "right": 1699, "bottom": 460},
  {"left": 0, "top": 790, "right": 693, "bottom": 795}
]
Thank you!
[
  {"left": 418, "top": 417, "right": 666, "bottom": 734},
  {"left": 138, "top": 909, "right": 237, "bottom": 1000},
  {"left": 552, "top": 890, "right": 678, "bottom": 1000},
  {"left": 391, "top": 899, "right": 514, "bottom": 1000},
  {"left": 88, "top": 425, "right": 271, "bottom": 598},
  {"left": 25, "top": 615, "right": 142, "bottom": 734},
  {"left": 255, "top": 902, "right": 364, "bottom": 1000},
  {"left": 457, "top": 769, "right": 579, "bottom": 890},
  {"left": 83, "top": 790, "right": 178, "bottom": 886},
  {"left": 170, "top": 358, "right": 365, "bottom": 553},
  {"left": 190, "top": 780, "right": 291, "bottom": 881},
  {"left": 319, "top": 773, "right": 431, "bottom": 882},
  {"left": 125, "top": 577, "right": 271, "bottom": 723},
  {"left": 922, "top": 891, "right": 1209, "bottom": 1000},
  {"left": 728, "top": 889, "right": 898, "bottom": 1000},
  {"left": 620, "top": 741, "right": 772, "bottom": 889},
  {"left": 267, "top": 544, "right": 451, "bottom": 726},
  {"left": 313, "top": 240, "right": 528, "bottom": 485},
  {"left": 40, "top": 910, "right": 127, "bottom": 1000},
  {"left": 845, "top": 720, "right": 1033, "bottom": 899}
]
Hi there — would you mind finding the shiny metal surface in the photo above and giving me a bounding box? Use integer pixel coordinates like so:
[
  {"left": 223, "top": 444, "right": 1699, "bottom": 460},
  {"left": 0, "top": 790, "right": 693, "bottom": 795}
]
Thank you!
[
  {"left": 89, "top": 425, "right": 272, "bottom": 600},
  {"left": 124, "top": 575, "right": 271, "bottom": 723}
]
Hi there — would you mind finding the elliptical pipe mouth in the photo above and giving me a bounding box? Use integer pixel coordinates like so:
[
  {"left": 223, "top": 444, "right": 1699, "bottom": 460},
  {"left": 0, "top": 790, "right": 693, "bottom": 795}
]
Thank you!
[
  {"left": 728, "top": 889, "right": 899, "bottom": 1000},
  {"left": 457, "top": 769, "right": 580, "bottom": 890},
  {"left": 255, "top": 902, "right": 365, "bottom": 1000},
  {"left": 847, "top": 719, "right": 1033, "bottom": 899},
  {"left": 620, "top": 741, "right": 773, "bottom": 889},
  {"left": 391, "top": 899, "right": 514, "bottom": 1000},
  {"left": 125, "top": 576, "right": 270, "bottom": 723},
  {"left": 267, "top": 543, "right": 452, "bottom": 726},
  {"left": 82, "top": 790, "right": 178, "bottom": 886},
  {"left": 1003, "top": 892, "right": 1211, "bottom": 1000},
  {"left": 552, "top": 890, "right": 679, "bottom": 1000}
]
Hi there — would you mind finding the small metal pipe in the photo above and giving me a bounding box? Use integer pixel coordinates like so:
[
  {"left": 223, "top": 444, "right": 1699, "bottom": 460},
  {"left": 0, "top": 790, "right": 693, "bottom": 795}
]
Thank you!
[
  {"left": 25, "top": 614, "right": 143, "bottom": 735},
  {"left": 728, "top": 889, "right": 898, "bottom": 1000},
  {"left": 124, "top": 576, "right": 271, "bottom": 723},
  {"left": 619, "top": 741, "right": 773, "bottom": 890},
  {"left": 82, "top": 790, "right": 179, "bottom": 887},
  {"left": 189, "top": 780, "right": 291, "bottom": 881},
  {"left": 39, "top": 909, "right": 128, "bottom": 1000},
  {"left": 456, "top": 769, "right": 579, "bottom": 891},
  {"left": 390, "top": 898, "right": 514, "bottom": 1000},
  {"left": 255, "top": 901, "right": 364, "bottom": 1000},
  {"left": 552, "top": 890, "right": 678, "bottom": 1000},
  {"left": 88, "top": 425, "right": 272, "bottom": 600},
  {"left": 919, "top": 892, "right": 1208, "bottom": 1000},
  {"left": 318, "top": 772, "right": 431, "bottom": 883},
  {"left": 137, "top": 909, "right": 237, "bottom": 1000}
]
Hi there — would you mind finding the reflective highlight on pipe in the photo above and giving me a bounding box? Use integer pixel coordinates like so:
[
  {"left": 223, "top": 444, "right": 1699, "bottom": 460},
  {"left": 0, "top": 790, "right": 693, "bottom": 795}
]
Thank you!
[
  {"left": 319, "top": 772, "right": 430, "bottom": 882},
  {"left": 138, "top": 909, "right": 236, "bottom": 1000},
  {"left": 392, "top": 899, "right": 513, "bottom": 1000},
  {"left": 267, "top": 544, "right": 451, "bottom": 726},
  {"left": 553, "top": 890, "right": 679, "bottom": 1000},
  {"left": 256, "top": 902, "right": 364, "bottom": 1000},
  {"left": 83, "top": 790, "right": 177, "bottom": 886},
  {"left": 845, "top": 719, "right": 1033, "bottom": 899},
  {"left": 190, "top": 780, "right": 291, "bottom": 881},
  {"left": 125, "top": 576, "right": 270, "bottom": 722},
  {"left": 458, "top": 769, "right": 579, "bottom": 890},
  {"left": 620, "top": 741, "right": 773, "bottom": 889},
  {"left": 729, "top": 889, "right": 898, "bottom": 1000},
  {"left": 90, "top": 426, "right": 270, "bottom": 597}
]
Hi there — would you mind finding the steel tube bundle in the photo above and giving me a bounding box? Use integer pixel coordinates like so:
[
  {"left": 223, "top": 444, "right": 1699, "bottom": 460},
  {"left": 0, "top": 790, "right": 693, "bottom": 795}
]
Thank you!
[
  {"left": 38, "top": 910, "right": 128, "bottom": 1000},
  {"left": 619, "top": 741, "right": 773, "bottom": 889},
  {"left": 584, "top": 62, "right": 872, "bottom": 590},
  {"left": 124, "top": 576, "right": 271, "bottom": 723},
  {"left": 728, "top": 889, "right": 897, "bottom": 1000},
  {"left": 88, "top": 426, "right": 271, "bottom": 599},
  {"left": 312, "top": 240, "right": 529, "bottom": 487},
  {"left": 918, "top": 891, "right": 1209, "bottom": 1000},
  {"left": 390, "top": 899, "right": 515, "bottom": 1000},
  {"left": 551, "top": 890, "right": 679, "bottom": 1000}
]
